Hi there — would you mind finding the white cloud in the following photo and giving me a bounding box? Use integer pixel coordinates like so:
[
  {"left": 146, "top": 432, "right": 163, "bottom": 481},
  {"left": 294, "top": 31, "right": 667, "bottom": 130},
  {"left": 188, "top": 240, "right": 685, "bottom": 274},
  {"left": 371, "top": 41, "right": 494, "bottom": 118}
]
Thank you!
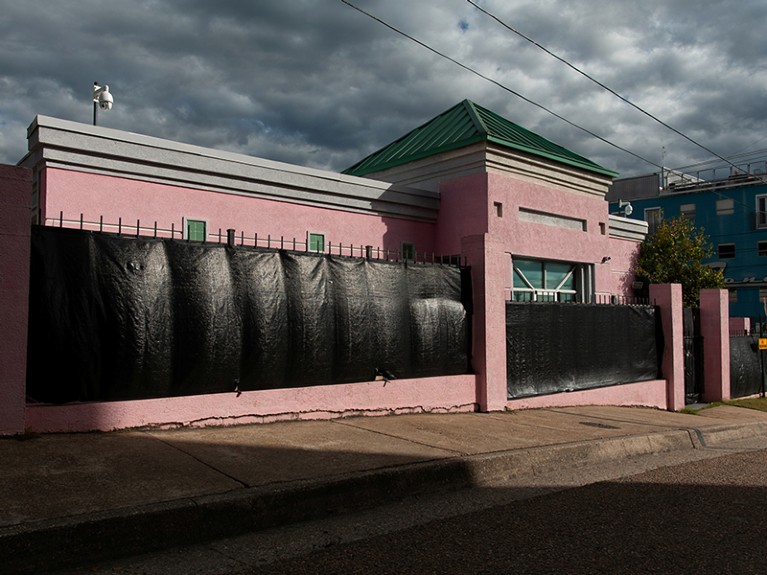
[{"left": 0, "top": 0, "right": 765, "bottom": 179}]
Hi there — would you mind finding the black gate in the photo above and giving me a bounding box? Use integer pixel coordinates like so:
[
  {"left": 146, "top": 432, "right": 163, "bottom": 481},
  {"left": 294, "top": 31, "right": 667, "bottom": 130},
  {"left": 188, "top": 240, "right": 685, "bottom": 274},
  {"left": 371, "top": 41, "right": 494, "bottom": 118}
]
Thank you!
[{"left": 683, "top": 307, "right": 704, "bottom": 404}]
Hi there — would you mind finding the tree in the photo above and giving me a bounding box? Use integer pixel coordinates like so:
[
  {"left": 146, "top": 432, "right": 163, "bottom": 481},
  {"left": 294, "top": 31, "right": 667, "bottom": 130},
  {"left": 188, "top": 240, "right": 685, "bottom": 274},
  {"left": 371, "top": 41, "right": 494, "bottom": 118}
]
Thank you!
[{"left": 634, "top": 216, "right": 725, "bottom": 307}]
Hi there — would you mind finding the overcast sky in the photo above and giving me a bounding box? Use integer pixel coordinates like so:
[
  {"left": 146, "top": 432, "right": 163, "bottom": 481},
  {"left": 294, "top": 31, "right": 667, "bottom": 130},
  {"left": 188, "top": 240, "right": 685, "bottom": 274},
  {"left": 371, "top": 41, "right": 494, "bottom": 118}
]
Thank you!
[{"left": 2, "top": 0, "right": 766, "bottom": 180}]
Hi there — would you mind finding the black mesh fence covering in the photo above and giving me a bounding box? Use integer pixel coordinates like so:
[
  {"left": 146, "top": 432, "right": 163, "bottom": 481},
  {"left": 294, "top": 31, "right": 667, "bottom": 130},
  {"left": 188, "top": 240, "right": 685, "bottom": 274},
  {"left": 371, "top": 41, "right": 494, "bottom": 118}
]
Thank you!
[
  {"left": 27, "top": 227, "right": 471, "bottom": 403},
  {"left": 506, "top": 302, "right": 660, "bottom": 399},
  {"left": 729, "top": 336, "right": 764, "bottom": 398}
]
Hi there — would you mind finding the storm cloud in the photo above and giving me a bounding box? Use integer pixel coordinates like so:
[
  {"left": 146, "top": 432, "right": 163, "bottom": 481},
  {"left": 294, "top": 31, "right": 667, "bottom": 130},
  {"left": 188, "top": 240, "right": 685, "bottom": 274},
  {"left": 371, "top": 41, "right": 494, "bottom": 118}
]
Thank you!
[{"left": 1, "top": 0, "right": 766, "bottom": 179}]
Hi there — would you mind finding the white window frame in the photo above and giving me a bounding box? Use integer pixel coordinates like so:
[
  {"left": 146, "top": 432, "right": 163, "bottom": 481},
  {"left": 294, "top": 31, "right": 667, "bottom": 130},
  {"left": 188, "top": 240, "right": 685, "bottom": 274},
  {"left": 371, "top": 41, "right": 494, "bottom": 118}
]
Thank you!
[
  {"left": 756, "top": 195, "right": 767, "bottom": 228},
  {"left": 644, "top": 207, "right": 662, "bottom": 235},
  {"left": 183, "top": 217, "right": 208, "bottom": 242},
  {"left": 510, "top": 258, "right": 591, "bottom": 303},
  {"left": 308, "top": 231, "right": 325, "bottom": 253}
]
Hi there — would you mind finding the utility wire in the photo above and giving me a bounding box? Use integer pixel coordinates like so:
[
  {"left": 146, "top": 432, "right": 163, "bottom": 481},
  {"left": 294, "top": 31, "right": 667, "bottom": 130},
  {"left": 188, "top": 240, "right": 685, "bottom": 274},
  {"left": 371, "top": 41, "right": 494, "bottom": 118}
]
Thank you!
[
  {"left": 465, "top": 0, "right": 766, "bottom": 218},
  {"left": 464, "top": 0, "right": 767, "bottom": 186},
  {"left": 339, "top": 0, "right": 660, "bottom": 170},
  {"left": 341, "top": 0, "right": 762, "bottom": 220}
]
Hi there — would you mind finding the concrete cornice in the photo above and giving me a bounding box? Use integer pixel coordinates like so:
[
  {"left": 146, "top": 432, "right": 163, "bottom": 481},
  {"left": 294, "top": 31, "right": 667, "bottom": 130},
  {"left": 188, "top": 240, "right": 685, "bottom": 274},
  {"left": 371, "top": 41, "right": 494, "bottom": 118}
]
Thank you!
[
  {"left": 355, "top": 141, "right": 613, "bottom": 198},
  {"left": 20, "top": 116, "right": 440, "bottom": 222},
  {"left": 608, "top": 214, "right": 648, "bottom": 241}
]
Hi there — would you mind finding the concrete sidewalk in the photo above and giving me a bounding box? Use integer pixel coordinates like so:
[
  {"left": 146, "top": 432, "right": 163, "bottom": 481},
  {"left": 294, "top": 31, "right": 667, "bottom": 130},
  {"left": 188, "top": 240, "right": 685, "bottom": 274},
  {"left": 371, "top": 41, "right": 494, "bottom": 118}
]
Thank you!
[{"left": 4, "top": 404, "right": 767, "bottom": 574}]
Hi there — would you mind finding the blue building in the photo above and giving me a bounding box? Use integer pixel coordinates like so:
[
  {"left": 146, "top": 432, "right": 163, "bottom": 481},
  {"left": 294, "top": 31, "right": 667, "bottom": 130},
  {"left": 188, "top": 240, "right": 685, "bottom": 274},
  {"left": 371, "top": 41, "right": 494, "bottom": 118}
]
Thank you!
[{"left": 607, "top": 171, "right": 767, "bottom": 321}]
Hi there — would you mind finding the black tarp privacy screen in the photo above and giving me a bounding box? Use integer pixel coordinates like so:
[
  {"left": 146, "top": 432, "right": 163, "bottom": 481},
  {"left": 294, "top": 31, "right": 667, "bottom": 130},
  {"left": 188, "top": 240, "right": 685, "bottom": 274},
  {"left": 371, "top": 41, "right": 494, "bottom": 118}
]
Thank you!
[
  {"left": 506, "top": 301, "right": 660, "bottom": 399},
  {"left": 729, "top": 335, "right": 764, "bottom": 398},
  {"left": 27, "top": 227, "right": 471, "bottom": 403}
]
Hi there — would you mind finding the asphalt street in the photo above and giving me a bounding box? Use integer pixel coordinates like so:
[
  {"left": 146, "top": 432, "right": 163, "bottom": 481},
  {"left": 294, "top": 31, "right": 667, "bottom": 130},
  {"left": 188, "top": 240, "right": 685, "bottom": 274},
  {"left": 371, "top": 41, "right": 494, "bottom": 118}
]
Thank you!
[
  {"left": 249, "top": 445, "right": 767, "bottom": 575},
  {"left": 49, "top": 434, "right": 767, "bottom": 575}
]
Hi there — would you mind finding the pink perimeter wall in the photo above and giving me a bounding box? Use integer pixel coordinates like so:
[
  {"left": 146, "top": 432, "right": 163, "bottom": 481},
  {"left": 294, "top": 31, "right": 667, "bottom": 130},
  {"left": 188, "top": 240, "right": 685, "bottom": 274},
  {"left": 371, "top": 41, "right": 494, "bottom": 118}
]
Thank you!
[
  {"left": 25, "top": 375, "right": 478, "bottom": 433},
  {"left": 0, "top": 166, "right": 32, "bottom": 435},
  {"left": 506, "top": 380, "right": 669, "bottom": 410},
  {"left": 41, "top": 168, "right": 436, "bottom": 255}
]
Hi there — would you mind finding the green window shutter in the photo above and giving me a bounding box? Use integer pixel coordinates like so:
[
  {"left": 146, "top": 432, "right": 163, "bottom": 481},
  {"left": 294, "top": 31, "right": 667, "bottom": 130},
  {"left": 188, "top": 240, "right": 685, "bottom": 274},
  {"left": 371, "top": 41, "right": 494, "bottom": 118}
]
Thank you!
[
  {"left": 186, "top": 220, "right": 206, "bottom": 242},
  {"left": 309, "top": 233, "right": 325, "bottom": 252}
]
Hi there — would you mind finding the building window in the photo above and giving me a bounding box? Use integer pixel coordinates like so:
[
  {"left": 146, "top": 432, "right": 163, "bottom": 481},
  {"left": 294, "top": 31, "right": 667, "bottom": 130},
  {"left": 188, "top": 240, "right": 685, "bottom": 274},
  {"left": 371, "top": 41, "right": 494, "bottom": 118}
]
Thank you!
[
  {"left": 402, "top": 242, "right": 415, "bottom": 261},
  {"left": 729, "top": 289, "right": 738, "bottom": 304},
  {"left": 759, "top": 241, "right": 767, "bottom": 256},
  {"left": 185, "top": 219, "right": 207, "bottom": 242},
  {"left": 308, "top": 232, "right": 325, "bottom": 252},
  {"left": 644, "top": 207, "right": 662, "bottom": 234},
  {"left": 716, "top": 198, "right": 734, "bottom": 216},
  {"left": 511, "top": 257, "right": 592, "bottom": 303},
  {"left": 494, "top": 202, "right": 503, "bottom": 217},
  {"left": 679, "top": 203, "right": 696, "bottom": 223},
  {"left": 718, "top": 243, "right": 735, "bottom": 259},
  {"left": 759, "top": 289, "right": 767, "bottom": 318},
  {"left": 757, "top": 195, "right": 767, "bottom": 228}
]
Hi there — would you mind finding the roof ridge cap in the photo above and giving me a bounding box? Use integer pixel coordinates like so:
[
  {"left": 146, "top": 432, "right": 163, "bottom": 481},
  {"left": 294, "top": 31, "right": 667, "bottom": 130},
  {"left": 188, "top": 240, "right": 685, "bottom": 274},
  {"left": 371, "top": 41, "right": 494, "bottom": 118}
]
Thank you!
[{"left": 461, "top": 99, "right": 489, "bottom": 137}]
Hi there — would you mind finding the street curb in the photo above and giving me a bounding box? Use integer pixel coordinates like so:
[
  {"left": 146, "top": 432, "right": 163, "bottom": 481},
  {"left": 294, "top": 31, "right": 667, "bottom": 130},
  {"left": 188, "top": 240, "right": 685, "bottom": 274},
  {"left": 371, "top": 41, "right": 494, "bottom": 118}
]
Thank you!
[
  {"left": 684, "top": 421, "right": 767, "bottom": 447},
  {"left": 2, "top": 423, "right": 766, "bottom": 574}
]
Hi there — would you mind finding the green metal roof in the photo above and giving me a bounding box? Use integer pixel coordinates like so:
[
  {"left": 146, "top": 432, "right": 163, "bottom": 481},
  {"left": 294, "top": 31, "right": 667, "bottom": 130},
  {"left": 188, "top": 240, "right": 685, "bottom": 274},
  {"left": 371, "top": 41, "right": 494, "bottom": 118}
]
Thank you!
[{"left": 343, "top": 100, "right": 618, "bottom": 178}]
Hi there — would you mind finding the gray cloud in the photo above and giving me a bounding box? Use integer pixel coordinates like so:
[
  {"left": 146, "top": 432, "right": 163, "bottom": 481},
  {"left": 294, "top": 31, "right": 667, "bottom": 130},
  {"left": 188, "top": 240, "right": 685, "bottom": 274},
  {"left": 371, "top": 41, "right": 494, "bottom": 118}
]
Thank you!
[{"left": 1, "top": 0, "right": 766, "bottom": 180}]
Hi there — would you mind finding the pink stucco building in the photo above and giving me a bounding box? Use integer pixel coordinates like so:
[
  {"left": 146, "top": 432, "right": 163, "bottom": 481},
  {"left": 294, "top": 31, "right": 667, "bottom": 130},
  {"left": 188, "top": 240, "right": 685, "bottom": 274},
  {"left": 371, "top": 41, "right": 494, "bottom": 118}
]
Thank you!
[{"left": 2, "top": 99, "right": 708, "bottom": 435}]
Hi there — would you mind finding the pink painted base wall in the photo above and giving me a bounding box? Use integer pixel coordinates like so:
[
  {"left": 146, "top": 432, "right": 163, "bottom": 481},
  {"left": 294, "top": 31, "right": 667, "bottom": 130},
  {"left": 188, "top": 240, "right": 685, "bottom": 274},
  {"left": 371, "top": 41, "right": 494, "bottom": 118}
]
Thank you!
[
  {"left": 0, "top": 166, "right": 32, "bottom": 435},
  {"left": 25, "top": 375, "right": 478, "bottom": 433},
  {"left": 506, "top": 380, "right": 669, "bottom": 411}
]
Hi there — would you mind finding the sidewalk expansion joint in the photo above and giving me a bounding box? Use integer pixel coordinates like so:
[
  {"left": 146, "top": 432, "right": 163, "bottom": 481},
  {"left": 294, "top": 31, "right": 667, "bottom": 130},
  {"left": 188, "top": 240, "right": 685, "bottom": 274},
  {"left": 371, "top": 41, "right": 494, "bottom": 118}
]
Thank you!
[
  {"left": 141, "top": 432, "right": 250, "bottom": 488},
  {"left": 538, "top": 408, "right": 683, "bottom": 430},
  {"left": 330, "top": 419, "right": 466, "bottom": 455}
]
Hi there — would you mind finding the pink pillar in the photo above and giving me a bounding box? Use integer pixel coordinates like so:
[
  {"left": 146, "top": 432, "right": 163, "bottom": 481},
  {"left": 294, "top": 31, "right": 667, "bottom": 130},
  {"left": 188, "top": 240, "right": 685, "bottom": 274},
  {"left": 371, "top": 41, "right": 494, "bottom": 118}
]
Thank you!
[
  {"left": 699, "top": 289, "right": 730, "bottom": 402},
  {"left": 0, "top": 165, "right": 32, "bottom": 435},
  {"left": 649, "top": 283, "right": 685, "bottom": 411},
  {"left": 462, "top": 234, "right": 507, "bottom": 411}
]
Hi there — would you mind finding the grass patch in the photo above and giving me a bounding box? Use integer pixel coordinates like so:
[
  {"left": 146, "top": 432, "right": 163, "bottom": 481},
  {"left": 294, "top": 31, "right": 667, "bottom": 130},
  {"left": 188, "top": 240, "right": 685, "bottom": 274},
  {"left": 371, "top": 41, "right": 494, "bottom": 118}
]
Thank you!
[
  {"left": 726, "top": 396, "right": 767, "bottom": 413},
  {"left": 682, "top": 396, "right": 767, "bottom": 415}
]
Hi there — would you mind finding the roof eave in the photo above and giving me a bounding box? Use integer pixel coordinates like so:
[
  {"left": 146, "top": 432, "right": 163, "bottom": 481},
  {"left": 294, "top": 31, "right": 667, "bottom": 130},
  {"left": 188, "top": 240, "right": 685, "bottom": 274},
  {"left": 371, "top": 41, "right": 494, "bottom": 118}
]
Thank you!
[
  {"left": 486, "top": 135, "right": 618, "bottom": 179},
  {"left": 344, "top": 135, "right": 487, "bottom": 177}
]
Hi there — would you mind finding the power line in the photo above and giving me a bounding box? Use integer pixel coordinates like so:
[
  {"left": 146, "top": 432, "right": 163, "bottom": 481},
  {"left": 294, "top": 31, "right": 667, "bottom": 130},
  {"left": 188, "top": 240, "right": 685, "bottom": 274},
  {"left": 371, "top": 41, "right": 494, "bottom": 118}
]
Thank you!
[
  {"left": 341, "top": 0, "right": 763, "bottom": 221},
  {"left": 466, "top": 0, "right": 765, "bottom": 218},
  {"left": 464, "top": 0, "right": 767, "bottom": 186},
  {"left": 339, "top": 0, "right": 660, "bottom": 170}
]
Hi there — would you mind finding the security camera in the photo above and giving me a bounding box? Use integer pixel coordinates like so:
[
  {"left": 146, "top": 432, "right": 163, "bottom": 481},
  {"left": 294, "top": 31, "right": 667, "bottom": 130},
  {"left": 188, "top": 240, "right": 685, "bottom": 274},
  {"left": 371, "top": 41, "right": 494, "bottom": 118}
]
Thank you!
[
  {"left": 92, "top": 82, "right": 115, "bottom": 125},
  {"left": 618, "top": 199, "right": 633, "bottom": 216},
  {"left": 98, "top": 86, "right": 113, "bottom": 110}
]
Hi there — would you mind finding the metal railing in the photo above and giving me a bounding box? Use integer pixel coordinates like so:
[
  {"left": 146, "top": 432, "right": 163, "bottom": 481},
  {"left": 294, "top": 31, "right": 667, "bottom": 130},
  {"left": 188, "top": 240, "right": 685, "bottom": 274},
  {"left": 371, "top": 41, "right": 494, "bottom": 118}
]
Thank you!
[
  {"left": 505, "top": 288, "right": 651, "bottom": 306},
  {"left": 42, "top": 212, "right": 467, "bottom": 267}
]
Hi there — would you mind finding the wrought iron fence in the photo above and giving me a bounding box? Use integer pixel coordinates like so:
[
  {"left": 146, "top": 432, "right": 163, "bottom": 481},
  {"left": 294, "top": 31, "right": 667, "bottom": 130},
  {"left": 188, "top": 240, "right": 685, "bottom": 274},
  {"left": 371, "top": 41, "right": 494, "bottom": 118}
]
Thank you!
[{"left": 43, "top": 212, "right": 466, "bottom": 267}]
